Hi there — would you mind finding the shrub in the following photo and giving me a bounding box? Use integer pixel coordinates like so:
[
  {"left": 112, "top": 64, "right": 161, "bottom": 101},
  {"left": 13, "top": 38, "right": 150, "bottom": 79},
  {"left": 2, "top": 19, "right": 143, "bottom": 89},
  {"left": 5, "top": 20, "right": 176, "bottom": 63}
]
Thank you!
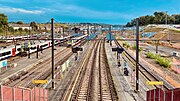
[
  {"left": 146, "top": 52, "right": 160, "bottom": 59},
  {"left": 146, "top": 52, "right": 171, "bottom": 68},
  {"left": 132, "top": 44, "right": 143, "bottom": 51},
  {"left": 156, "top": 57, "right": 171, "bottom": 68},
  {"left": 139, "top": 47, "right": 143, "bottom": 51},
  {"left": 122, "top": 42, "right": 126, "bottom": 47},
  {"left": 122, "top": 42, "right": 130, "bottom": 49},
  {"left": 126, "top": 44, "right": 130, "bottom": 48},
  {"left": 146, "top": 52, "right": 155, "bottom": 58}
]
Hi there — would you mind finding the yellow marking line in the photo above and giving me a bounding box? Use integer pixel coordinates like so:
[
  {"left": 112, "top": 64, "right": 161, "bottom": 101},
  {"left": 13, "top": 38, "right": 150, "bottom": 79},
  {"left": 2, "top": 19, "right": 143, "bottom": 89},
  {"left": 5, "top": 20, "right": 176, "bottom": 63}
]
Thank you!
[
  {"left": 32, "top": 80, "right": 48, "bottom": 84},
  {"left": 146, "top": 81, "right": 163, "bottom": 85}
]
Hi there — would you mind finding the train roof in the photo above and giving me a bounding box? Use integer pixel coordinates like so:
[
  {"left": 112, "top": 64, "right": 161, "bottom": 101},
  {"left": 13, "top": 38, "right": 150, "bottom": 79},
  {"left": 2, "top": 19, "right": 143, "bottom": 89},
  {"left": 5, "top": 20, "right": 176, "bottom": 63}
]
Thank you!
[{"left": 71, "top": 34, "right": 88, "bottom": 40}]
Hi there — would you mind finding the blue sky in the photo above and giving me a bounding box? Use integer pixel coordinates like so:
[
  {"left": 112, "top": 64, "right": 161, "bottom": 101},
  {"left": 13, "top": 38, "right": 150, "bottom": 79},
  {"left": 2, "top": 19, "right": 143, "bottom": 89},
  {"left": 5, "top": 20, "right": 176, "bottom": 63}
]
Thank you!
[{"left": 0, "top": 0, "right": 180, "bottom": 24}]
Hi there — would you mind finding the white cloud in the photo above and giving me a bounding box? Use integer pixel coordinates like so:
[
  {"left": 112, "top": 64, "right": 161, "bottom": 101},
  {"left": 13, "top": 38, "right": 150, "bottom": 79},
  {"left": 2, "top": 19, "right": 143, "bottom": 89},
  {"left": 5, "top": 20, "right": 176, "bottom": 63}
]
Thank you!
[
  {"left": 53, "top": 4, "right": 133, "bottom": 19},
  {"left": 0, "top": 6, "right": 43, "bottom": 14}
]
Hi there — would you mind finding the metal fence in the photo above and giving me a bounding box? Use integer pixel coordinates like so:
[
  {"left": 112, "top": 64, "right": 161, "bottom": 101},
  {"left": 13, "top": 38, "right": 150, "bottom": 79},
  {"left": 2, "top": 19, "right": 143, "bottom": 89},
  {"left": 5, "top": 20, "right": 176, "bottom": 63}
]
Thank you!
[
  {"left": 0, "top": 85, "right": 48, "bottom": 101},
  {"left": 147, "top": 88, "right": 180, "bottom": 101}
]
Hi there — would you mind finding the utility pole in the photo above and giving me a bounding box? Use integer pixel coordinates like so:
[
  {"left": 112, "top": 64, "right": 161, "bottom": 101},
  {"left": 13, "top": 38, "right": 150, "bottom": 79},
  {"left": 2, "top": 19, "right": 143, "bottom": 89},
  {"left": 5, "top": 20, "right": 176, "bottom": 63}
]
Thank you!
[
  {"left": 36, "top": 45, "right": 39, "bottom": 59},
  {"left": 109, "top": 25, "right": 112, "bottom": 46},
  {"left": 165, "top": 11, "right": 170, "bottom": 41},
  {"left": 63, "top": 27, "right": 64, "bottom": 38},
  {"left": 142, "top": 26, "right": 145, "bottom": 43},
  {"left": 87, "top": 25, "right": 90, "bottom": 41},
  {"left": 165, "top": 11, "right": 168, "bottom": 25},
  {"left": 62, "top": 27, "right": 65, "bottom": 46},
  {"left": 51, "top": 18, "right": 55, "bottom": 89},
  {"left": 156, "top": 40, "right": 159, "bottom": 54},
  {"left": 28, "top": 25, "right": 31, "bottom": 59},
  {"left": 135, "top": 18, "right": 139, "bottom": 92}
]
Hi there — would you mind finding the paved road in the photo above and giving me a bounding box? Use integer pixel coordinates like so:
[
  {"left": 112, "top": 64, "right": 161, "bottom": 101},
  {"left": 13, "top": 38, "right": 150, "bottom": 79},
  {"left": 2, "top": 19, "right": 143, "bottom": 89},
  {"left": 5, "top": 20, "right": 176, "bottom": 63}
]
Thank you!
[
  {"left": 141, "top": 43, "right": 180, "bottom": 57},
  {"left": 119, "top": 36, "right": 180, "bottom": 57},
  {"left": 127, "top": 40, "right": 180, "bottom": 58}
]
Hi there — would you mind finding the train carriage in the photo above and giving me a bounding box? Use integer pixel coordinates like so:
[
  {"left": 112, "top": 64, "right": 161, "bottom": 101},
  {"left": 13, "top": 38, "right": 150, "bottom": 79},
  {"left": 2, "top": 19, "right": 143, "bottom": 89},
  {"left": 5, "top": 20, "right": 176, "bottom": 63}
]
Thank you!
[
  {"left": 0, "top": 35, "right": 73, "bottom": 60},
  {"left": 0, "top": 45, "right": 21, "bottom": 60},
  {"left": 68, "top": 34, "right": 88, "bottom": 47}
]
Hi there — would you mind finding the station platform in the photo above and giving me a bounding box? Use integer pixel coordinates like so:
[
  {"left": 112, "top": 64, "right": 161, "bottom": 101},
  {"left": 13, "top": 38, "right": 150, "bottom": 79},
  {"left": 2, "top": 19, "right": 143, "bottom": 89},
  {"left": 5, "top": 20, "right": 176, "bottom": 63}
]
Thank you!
[{"left": 105, "top": 41, "right": 145, "bottom": 101}]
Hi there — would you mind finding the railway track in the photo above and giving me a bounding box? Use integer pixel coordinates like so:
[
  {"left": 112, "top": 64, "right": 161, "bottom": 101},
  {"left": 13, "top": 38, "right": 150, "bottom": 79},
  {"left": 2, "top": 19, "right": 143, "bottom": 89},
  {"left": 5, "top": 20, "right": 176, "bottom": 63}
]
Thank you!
[
  {"left": 63, "top": 38, "right": 118, "bottom": 101},
  {"left": 50, "top": 40, "right": 95, "bottom": 101},
  {"left": 114, "top": 39, "right": 174, "bottom": 90},
  {"left": 5, "top": 41, "right": 87, "bottom": 88},
  {"left": 7, "top": 47, "right": 72, "bottom": 88},
  {"left": 72, "top": 40, "right": 99, "bottom": 100},
  {"left": 98, "top": 39, "right": 117, "bottom": 100}
]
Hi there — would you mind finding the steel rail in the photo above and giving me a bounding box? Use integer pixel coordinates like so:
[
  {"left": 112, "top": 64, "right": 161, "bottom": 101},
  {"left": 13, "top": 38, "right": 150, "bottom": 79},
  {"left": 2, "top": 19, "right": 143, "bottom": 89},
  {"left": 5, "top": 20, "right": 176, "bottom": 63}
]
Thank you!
[{"left": 114, "top": 39, "right": 174, "bottom": 90}]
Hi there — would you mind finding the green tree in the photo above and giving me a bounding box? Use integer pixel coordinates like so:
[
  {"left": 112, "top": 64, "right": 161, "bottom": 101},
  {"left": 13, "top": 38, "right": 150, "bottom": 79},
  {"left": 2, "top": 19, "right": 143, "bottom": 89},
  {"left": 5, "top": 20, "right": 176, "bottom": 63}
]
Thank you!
[
  {"left": 0, "top": 13, "right": 8, "bottom": 35},
  {"left": 126, "top": 11, "right": 180, "bottom": 26},
  {"left": 168, "top": 16, "right": 175, "bottom": 24},
  {"left": 14, "top": 29, "right": 18, "bottom": 32},
  {"left": 153, "top": 12, "right": 167, "bottom": 24},
  {"left": 8, "top": 26, "right": 14, "bottom": 34},
  {"left": 126, "top": 19, "right": 136, "bottom": 27},
  {"left": 24, "top": 28, "right": 29, "bottom": 33},
  {"left": 139, "top": 16, "right": 148, "bottom": 25},
  {"left": 0, "top": 28, "right": 3, "bottom": 33},
  {"left": 126, "top": 22, "right": 132, "bottom": 27},
  {"left": 30, "top": 21, "right": 38, "bottom": 31},
  {"left": 138, "top": 15, "right": 155, "bottom": 26},
  {"left": 16, "top": 21, "right": 24, "bottom": 24},
  {"left": 172, "top": 14, "right": 180, "bottom": 24},
  {"left": 18, "top": 28, "right": 23, "bottom": 35},
  {"left": 0, "top": 13, "right": 8, "bottom": 25}
]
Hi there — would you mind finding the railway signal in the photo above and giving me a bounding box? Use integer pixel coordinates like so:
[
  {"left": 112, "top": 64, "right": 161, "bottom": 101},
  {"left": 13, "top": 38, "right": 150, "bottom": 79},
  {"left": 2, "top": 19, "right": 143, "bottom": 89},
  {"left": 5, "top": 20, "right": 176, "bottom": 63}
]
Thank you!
[
  {"left": 112, "top": 47, "right": 124, "bottom": 53},
  {"left": 72, "top": 47, "right": 83, "bottom": 61},
  {"left": 112, "top": 47, "right": 124, "bottom": 66},
  {"left": 72, "top": 47, "right": 83, "bottom": 53}
]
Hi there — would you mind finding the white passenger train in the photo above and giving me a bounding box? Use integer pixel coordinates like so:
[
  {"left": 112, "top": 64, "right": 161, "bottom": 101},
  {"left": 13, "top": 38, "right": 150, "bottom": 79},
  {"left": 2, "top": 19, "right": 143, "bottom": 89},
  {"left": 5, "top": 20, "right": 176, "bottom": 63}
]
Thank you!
[
  {"left": 0, "top": 45, "right": 21, "bottom": 60},
  {"left": 67, "top": 34, "right": 88, "bottom": 47},
  {"left": 0, "top": 35, "right": 76, "bottom": 60}
]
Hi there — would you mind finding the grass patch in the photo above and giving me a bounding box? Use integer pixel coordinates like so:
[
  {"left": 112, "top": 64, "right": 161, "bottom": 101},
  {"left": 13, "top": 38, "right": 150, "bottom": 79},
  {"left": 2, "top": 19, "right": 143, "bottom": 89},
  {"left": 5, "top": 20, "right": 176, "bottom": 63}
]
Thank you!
[
  {"left": 132, "top": 44, "right": 143, "bottom": 51},
  {"left": 122, "top": 42, "right": 130, "bottom": 49}
]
